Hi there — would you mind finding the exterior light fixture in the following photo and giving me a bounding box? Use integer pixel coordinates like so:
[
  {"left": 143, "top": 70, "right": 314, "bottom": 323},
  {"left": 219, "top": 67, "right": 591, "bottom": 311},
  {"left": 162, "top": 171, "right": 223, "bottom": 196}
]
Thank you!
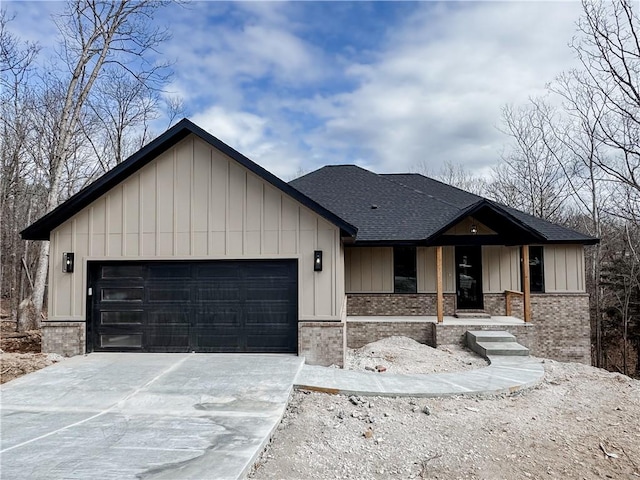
[
  {"left": 470, "top": 224, "right": 478, "bottom": 235},
  {"left": 314, "top": 250, "right": 323, "bottom": 272},
  {"left": 62, "top": 252, "right": 75, "bottom": 273}
]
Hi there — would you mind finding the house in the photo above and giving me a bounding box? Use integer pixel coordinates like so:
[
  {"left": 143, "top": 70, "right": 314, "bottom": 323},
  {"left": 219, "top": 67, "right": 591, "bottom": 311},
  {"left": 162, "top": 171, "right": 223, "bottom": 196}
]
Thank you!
[{"left": 21, "top": 119, "right": 598, "bottom": 366}]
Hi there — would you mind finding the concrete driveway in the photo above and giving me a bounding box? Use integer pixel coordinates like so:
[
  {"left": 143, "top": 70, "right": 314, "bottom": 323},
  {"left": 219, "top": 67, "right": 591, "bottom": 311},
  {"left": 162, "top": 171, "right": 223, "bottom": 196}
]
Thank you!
[{"left": 0, "top": 353, "right": 304, "bottom": 479}]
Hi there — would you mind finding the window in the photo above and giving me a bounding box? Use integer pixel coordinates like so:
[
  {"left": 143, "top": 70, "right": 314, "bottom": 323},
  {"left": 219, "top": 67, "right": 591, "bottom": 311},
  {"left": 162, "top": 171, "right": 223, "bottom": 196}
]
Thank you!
[
  {"left": 529, "top": 246, "right": 544, "bottom": 292},
  {"left": 394, "top": 246, "right": 417, "bottom": 293}
]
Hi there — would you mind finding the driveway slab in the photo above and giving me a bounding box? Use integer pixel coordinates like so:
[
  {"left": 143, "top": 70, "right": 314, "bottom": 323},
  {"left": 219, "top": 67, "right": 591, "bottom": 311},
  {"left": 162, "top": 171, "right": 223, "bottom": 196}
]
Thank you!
[{"left": 1, "top": 353, "right": 303, "bottom": 480}]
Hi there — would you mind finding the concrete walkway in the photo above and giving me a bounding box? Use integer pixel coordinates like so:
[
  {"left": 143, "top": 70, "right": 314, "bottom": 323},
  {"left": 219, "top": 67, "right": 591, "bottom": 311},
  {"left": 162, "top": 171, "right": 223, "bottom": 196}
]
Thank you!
[
  {"left": 1, "top": 354, "right": 304, "bottom": 480},
  {"left": 294, "top": 355, "right": 544, "bottom": 397}
]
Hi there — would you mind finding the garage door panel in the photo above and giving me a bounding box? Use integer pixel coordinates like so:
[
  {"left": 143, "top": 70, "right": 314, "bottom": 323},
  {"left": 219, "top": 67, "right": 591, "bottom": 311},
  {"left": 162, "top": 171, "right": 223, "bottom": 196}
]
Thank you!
[
  {"left": 147, "top": 287, "right": 191, "bottom": 303},
  {"left": 145, "top": 325, "right": 190, "bottom": 349},
  {"left": 147, "top": 310, "right": 190, "bottom": 325},
  {"left": 101, "top": 265, "right": 144, "bottom": 278},
  {"left": 196, "top": 264, "right": 240, "bottom": 278},
  {"left": 196, "top": 285, "right": 241, "bottom": 302},
  {"left": 147, "top": 264, "right": 191, "bottom": 278},
  {"left": 100, "top": 310, "right": 143, "bottom": 325},
  {"left": 101, "top": 333, "right": 143, "bottom": 348},
  {"left": 246, "top": 334, "right": 292, "bottom": 351},
  {"left": 100, "top": 287, "right": 144, "bottom": 302},
  {"left": 195, "top": 334, "right": 243, "bottom": 351},
  {"left": 90, "top": 260, "right": 297, "bottom": 353}
]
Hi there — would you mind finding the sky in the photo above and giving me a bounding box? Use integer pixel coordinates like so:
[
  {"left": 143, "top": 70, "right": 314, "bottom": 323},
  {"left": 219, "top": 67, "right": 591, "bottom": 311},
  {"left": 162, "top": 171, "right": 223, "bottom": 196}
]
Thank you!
[{"left": 4, "top": 1, "right": 585, "bottom": 180}]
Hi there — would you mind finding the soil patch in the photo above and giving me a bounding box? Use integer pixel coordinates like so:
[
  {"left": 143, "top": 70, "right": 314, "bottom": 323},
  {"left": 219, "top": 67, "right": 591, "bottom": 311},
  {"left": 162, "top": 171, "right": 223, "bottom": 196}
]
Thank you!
[
  {"left": 251, "top": 338, "right": 640, "bottom": 479},
  {"left": 1, "top": 352, "right": 64, "bottom": 384},
  {"left": 0, "top": 329, "right": 41, "bottom": 353}
]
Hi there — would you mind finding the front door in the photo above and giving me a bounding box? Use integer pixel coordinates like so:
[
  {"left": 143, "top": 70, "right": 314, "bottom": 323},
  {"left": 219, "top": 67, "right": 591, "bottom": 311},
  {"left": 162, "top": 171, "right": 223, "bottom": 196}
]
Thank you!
[{"left": 455, "top": 246, "right": 484, "bottom": 310}]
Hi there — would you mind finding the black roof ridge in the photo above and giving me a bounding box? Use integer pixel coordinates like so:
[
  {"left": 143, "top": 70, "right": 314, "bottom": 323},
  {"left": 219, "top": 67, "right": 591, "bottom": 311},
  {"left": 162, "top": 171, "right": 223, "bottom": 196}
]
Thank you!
[{"left": 21, "top": 118, "right": 357, "bottom": 240}]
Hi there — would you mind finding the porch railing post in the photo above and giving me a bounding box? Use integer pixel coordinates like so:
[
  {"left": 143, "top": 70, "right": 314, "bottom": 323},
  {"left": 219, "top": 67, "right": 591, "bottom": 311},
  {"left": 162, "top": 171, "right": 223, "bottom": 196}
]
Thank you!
[
  {"left": 436, "top": 245, "right": 444, "bottom": 323},
  {"left": 522, "top": 245, "right": 531, "bottom": 323}
]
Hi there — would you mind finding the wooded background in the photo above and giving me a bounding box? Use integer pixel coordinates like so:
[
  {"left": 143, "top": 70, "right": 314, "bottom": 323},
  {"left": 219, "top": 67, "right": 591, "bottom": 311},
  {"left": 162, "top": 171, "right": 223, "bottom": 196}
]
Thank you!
[{"left": 1, "top": 0, "right": 638, "bottom": 377}]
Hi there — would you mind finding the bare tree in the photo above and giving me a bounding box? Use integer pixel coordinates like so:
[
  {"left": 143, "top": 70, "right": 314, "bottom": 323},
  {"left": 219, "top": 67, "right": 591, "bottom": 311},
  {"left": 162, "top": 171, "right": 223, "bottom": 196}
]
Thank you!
[
  {"left": 19, "top": 0, "right": 172, "bottom": 329},
  {"left": 411, "top": 160, "right": 487, "bottom": 195},
  {"left": 0, "top": 11, "right": 42, "bottom": 328},
  {"left": 572, "top": 0, "right": 640, "bottom": 213},
  {"left": 487, "top": 102, "right": 573, "bottom": 222}
]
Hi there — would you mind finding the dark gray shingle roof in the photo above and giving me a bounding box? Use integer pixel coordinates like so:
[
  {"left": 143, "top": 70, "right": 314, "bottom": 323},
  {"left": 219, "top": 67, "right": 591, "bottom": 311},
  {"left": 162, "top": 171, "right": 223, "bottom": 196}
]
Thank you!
[{"left": 291, "top": 167, "right": 597, "bottom": 244}]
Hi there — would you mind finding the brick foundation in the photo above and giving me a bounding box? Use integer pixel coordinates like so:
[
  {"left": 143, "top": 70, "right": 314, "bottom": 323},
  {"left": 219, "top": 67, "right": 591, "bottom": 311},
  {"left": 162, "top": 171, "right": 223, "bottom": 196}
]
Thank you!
[
  {"left": 298, "top": 321, "right": 345, "bottom": 367},
  {"left": 42, "top": 321, "right": 86, "bottom": 356},
  {"left": 346, "top": 292, "right": 591, "bottom": 365},
  {"left": 530, "top": 293, "right": 590, "bottom": 364},
  {"left": 347, "top": 320, "right": 436, "bottom": 349}
]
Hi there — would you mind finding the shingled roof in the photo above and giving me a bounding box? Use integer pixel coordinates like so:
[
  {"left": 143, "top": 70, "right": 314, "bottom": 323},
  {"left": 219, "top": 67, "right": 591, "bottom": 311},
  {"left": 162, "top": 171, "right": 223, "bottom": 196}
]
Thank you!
[{"left": 290, "top": 166, "right": 598, "bottom": 245}]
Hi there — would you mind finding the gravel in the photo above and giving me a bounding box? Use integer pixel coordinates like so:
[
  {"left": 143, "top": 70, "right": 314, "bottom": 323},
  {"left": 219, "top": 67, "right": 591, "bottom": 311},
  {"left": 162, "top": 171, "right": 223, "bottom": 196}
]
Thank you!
[{"left": 251, "top": 338, "right": 640, "bottom": 480}]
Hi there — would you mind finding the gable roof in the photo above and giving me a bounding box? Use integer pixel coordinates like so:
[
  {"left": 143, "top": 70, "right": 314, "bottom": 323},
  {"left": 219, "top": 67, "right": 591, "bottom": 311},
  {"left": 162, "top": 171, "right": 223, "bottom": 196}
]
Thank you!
[
  {"left": 21, "top": 119, "right": 357, "bottom": 240},
  {"left": 290, "top": 167, "right": 598, "bottom": 245}
]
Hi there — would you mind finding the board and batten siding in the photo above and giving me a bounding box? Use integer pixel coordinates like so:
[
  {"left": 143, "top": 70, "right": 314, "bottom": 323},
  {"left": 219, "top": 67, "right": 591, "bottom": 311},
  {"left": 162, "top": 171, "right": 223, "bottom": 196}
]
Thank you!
[
  {"left": 482, "top": 246, "right": 521, "bottom": 293},
  {"left": 345, "top": 245, "right": 585, "bottom": 294},
  {"left": 48, "top": 134, "right": 343, "bottom": 321},
  {"left": 544, "top": 244, "right": 585, "bottom": 292},
  {"left": 345, "top": 247, "right": 394, "bottom": 293},
  {"left": 417, "top": 247, "right": 455, "bottom": 293},
  {"left": 345, "top": 246, "right": 457, "bottom": 294}
]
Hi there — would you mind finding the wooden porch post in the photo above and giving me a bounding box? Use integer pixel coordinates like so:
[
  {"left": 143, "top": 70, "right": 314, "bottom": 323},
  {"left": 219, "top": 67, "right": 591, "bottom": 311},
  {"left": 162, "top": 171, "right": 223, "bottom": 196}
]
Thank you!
[
  {"left": 522, "top": 245, "right": 531, "bottom": 323},
  {"left": 436, "top": 246, "right": 444, "bottom": 323}
]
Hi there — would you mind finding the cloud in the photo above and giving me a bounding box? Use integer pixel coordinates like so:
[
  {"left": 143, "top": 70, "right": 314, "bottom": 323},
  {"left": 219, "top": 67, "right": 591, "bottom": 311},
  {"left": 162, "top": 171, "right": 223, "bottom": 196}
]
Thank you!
[
  {"left": 5, "top": 1, "right": 588, "bottom": 182},
  {"left": 301, "top": 2, "right": 584, "bottom": 175},
  {"left": 191, "top": 105, "right": 305, "bottom": 180}
]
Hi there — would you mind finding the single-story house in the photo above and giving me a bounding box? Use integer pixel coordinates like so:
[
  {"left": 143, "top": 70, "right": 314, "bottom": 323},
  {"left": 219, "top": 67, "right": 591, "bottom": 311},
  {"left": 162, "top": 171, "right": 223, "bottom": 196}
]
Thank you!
[{"left": 21, "top": 119, "right": 598, "bottom": 366}]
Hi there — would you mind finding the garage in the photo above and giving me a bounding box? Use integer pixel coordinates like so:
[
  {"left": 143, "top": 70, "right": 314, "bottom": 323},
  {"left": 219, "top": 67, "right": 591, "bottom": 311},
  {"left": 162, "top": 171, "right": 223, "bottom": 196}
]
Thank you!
[{"left": 87, "top": 260, "right": 298, "bottom": 353}]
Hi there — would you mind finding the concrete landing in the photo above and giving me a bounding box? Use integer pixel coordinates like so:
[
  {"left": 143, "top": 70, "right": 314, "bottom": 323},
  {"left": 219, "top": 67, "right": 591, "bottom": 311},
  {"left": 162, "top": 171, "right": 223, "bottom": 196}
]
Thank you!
[
  {"left": 1, "top": 354, "right": 304, "bottom": 480},
  {"left": 466, "top": 330, "right": 530, "bottom": 357},
  {"left": 294, "top": 355, "right": 543, "bottom": 398}
]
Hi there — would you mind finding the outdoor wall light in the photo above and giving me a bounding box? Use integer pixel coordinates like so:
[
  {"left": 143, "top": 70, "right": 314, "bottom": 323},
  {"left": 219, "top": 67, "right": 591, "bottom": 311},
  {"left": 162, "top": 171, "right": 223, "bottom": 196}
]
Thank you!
[
  {"left": 62, "top": 252, "right": 75, "bottom": 273},
  {"left": 314, "top": 250, "right": 323, "bottom": 272},
  {"left": 470, "top": 224, "right": 478, "bottom": 235}
]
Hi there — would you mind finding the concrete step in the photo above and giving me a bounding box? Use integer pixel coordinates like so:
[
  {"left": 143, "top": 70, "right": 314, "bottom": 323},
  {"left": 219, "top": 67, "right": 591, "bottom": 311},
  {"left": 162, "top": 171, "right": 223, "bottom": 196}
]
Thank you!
[
  {"left": 473, "top": 341, "right": 530, "bottom": 357},
  {"left": 466, "top": 330, "right": 516, "bottom": 344},
  {"left": 466, "top": 330, "right": 529, "bottom": 358},
  {"left": 455, "top": 310, "right": 491, "bottom": 319}
]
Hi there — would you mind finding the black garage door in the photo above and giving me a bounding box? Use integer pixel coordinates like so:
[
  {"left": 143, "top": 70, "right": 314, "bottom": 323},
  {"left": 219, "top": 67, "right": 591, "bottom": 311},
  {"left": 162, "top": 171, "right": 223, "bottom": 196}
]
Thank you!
[{"left": 87, "top": 260, "right": 298, "bottom": 353}]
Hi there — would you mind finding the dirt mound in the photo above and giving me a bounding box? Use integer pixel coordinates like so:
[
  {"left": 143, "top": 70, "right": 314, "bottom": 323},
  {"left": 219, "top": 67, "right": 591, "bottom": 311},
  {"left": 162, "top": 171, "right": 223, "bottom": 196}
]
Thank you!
[
  {"left": 346, "top": 336, "right": 487, "bottom": 374},
  {"left": 1, "top": 352, "right": 64, "bottom": 384}
]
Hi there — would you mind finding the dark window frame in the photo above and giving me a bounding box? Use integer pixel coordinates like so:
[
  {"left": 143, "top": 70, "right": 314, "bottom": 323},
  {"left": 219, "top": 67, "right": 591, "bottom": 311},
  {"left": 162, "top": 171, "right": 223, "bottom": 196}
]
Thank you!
[
  {"left": 393, "top": 246, "right": 417, "bottom": 294},
  {"left": 528, "top": 246, "right": 545, "bottom": 293}
]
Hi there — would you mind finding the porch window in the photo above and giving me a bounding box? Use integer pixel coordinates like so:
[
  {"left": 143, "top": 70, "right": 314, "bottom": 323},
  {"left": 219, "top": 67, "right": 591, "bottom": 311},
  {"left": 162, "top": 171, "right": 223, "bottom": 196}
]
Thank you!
[
  {"left": 529, "top": 246, "right": 544, "bottom": 292},
  {"left": 394, "top": 246, "right": 417, "bottom": 293}
]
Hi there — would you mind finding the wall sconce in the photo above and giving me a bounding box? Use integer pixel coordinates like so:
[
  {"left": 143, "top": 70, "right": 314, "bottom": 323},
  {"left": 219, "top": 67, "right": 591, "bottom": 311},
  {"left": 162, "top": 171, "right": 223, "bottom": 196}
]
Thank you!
[
  {"left": 470, "top": 224, "right": 478, "bottom": 235},
  {"left": 62, "top": 252, "right": 75, "bottom": 273},
  {"left": 314, "top": 250, "right": 323, "bottom": 272}
]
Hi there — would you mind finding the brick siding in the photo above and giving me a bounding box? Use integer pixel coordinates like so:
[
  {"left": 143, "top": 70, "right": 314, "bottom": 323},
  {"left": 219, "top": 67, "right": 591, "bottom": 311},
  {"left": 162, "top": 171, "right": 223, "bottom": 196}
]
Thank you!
[
  {"left": 346, "top": 294, "right": 455, "bottom": 316},
  {"left": 530, "top": 293, "right": 590, "bottom": 364},
  {"left": 347, "top": 320, "right": 436, "bottom": 349},
  {"left": 298, "top": 321, "right": 345, "bottom": 367},
  {"left": 41, "top": 322, "right": 86, "bottom": 356}
]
